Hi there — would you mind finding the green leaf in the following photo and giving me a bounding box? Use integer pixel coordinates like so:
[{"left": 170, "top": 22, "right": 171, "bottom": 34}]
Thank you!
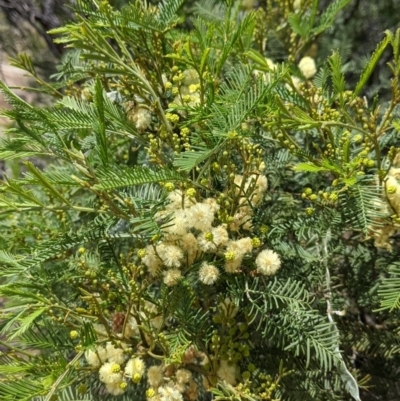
[
  {"left": 288, "top": 12, "right": 311, "bottom": 38},
  {"left": 342, "top": 176, "right": 357, "bottom": 186},
  {"left": 93, "top": 166, "right": 185, "bottom": 190},
  {"left": 0, "top": 151, "right": 48, "bottom": 161},
  {"left": 157, "top": 0, "right": 185, "bottom": 27},
  {"left": 0, "top": 251, "right": 27, "bottom": 276},
  {"left": 328, "top": 52, "right": 345, "bottom": 107},
  {"left": 80, "top": 321, "right": 98, "bottom": 348},
  {"left": 8, "top": 53, "right": 36, "bottom": 76},
  {"left": 390, "top": 28, "right": 400, "bottom": 62},
  {"left": 0, "top": 365, "right": 34, "bottom": 374},
  {"left": 392, "top": 119, "right": 400, "bottom": 131},
  {"left": 215, "top": 12, "right": 255, "bottom": 75},
  {"left": 36, "top": 386, "right": 95, "bottom": 401},
  {"left": 320, "top": 158, "right": 342, "bottom": 174},
  {"left": 173, "top": 147, "right": 215, "bottom": 171},
  {"left": 312, "top": 0, "right": 352, "bottom": 36},
  {"left": 293, "top": 162, "right": 327, "bottom": 172},
  {"left": 293, "top": 159, "right": 342, "bottom": 174},
  {"left": 0, "top": 287, "right": 47, "bottom": 303},
  {"left": 341, "top": 177, "right": 386, "bottom": 233},
  {"left": 246, "top": 49, "right": 273, "bottom": 70},
  {"left": 10, "top": 307, "right": 48, "bottom": 340},
  {"left": 353, "top": 33, "right": 391, "bottom": 98},
  {"left": 200, "top": 47, "right": 211, "bottom": 76},
  {"left": 2, "top": 178, "right": 45, "bottom": 207},
  {"left": 24, "top": 162, "right": 72, "bottom": 206},
  {"left": 377, "top": 262, "right": 400, "bottom": 311},
  {"left": 93, "top": 77, "right": 109, "bottom": 166},
  {"left": 0, "top": 379, "right": 44, "bottom": 400}
]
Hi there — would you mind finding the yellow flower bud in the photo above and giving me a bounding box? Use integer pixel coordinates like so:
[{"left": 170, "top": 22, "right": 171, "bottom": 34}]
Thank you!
[
  {"left": 164, "top": 182, "right": 175, "bottom": 192},
  {"left": 189, "top": 84, "right": 200, "bottom": 93},
  {"left": 212, "top": 162, "right": 220, "bottom": 171},
  {"left": 204, "top": 232, "right": 214, "bottom": 242},
  {"left": 111, "top": 363, "right": 121, "bottom": 373},
  {"left": 306, "top": 207, "right": 314, "bottom": 216},
  {"left": 166, "top": 113, "right": 179, "bottom": 123},
  {"left": 225, "top": 251, "right": 236, "bottom": 261},
  {"left": 132, "top": 373, "right": 142, "bottom": 383},
  {"left": 329, "top": 193, "right": 338, "bottom": 202},
  {"left": 186, "top": 188, "right": 196, "bottom": 197},
  {"left": 137, "top": 249, "right": 147, "bottom": 258},
  {"left": 69, "top": 330, "right": 79, "bottom": 340}
]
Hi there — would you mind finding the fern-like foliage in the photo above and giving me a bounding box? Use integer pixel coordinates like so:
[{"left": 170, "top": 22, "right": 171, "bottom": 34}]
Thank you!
[
  {"left": 353, "top": 32, "right": 392, "bottom": 97},
  {"left": 378, "top": 262, "right": 400, "bottom": 311},
  {"left": 312, "top": 0, "right": 353, "bottom": 36},
  {"left": 229, "top": 277, "right": 339, "bottom": 371},
  {"left": 341, "top": 176, "right": 387, "bottom": 233},
  {"left": 94, "top": 166, "right": 185, "bottom": 190}
]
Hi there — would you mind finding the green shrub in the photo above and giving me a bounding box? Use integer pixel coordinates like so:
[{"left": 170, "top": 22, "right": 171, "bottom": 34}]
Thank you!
[{"left": 1, "top": 1, "right": 400, "bottom": 400}]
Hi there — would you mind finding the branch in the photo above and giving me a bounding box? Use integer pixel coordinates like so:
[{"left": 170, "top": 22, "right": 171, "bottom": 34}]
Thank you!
[{"left": 321, "top": 231, "right": 361, "bottom": 401}]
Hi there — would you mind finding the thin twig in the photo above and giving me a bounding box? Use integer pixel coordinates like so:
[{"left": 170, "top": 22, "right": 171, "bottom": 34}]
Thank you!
[{"left": 321, "top": 232, "right": 361, "bottom": 401}]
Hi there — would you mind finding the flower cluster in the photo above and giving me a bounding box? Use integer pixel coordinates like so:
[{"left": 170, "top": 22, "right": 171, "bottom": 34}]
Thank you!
[
  {"left": 85, "top": 340, "right": 145, "bottom": 396},
  {"left": 99, "top": 362, "right": 126, "bottom": 396},
  {"left": 85, "top": 341, "right": 126, "bottom": 368},
  {"left": 87, "top": 343, "right": 210, "bottom": 400},
  {"left": 167, "top": 69, "right": 201, "bottom": 110},
  {"left": 139, "top": 174, "right": 281, "bottom": 286}
]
